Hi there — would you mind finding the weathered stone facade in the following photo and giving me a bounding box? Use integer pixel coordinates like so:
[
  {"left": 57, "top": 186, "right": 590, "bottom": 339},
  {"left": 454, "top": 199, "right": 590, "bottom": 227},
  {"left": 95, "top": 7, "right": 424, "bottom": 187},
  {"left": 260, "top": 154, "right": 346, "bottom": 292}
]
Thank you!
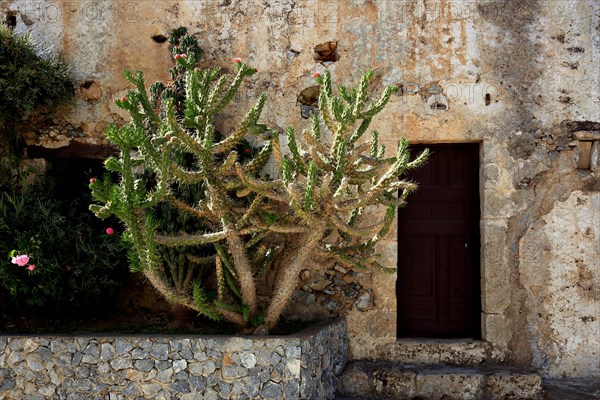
[
  {"left": 0, "top": 319, "right": 347, "bottom": 399},
  {"left": 2, "top": 0, "right": 598, "bottom": 378}
]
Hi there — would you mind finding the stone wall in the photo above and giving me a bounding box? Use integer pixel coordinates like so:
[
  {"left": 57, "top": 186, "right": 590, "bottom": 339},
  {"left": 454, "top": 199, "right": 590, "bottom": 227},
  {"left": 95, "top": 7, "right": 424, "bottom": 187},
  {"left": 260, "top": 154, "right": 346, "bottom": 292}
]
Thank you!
[
  {"left": 1, "top": 0, "right": 598, "bottom": 378},
  {"left": 0, "top": 319, "right": 347, "bottom": 399}
]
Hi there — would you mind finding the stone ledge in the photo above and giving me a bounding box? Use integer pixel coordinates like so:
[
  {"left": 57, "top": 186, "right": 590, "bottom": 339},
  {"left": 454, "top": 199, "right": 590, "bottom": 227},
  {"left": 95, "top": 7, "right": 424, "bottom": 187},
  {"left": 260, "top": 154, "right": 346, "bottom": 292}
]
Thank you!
[
  {"left": 0, "top": 318, "right": 347, "bottom": 400},
  {"left": 336, "top": 362, "right": 543, "bottom": 400},
  {"left": 374, "top": 339, "right": 491, "bottom": 366}
]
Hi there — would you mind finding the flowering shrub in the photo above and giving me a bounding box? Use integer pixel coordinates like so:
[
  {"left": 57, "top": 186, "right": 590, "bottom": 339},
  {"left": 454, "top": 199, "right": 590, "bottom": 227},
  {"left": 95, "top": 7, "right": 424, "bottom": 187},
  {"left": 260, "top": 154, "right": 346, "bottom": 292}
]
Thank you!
[
  {"left": 0, "top": 186, "right": 127, "bottom": 309},
  {"left": 10, "top": 253, "right": 30, "bottom": 267}
]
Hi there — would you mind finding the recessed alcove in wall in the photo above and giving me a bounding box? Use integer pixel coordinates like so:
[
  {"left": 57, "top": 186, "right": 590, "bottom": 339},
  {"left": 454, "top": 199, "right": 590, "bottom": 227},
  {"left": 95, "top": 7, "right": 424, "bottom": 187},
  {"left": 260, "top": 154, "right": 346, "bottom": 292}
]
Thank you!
[
  {"left": 297, "top": 86, "right": 320, "bottom": 119},
  {"left": 152, "top": 34, "right": 168, "bottom": 44},
  {"left": 313, "top": 41, "right": 339, "bottom": 65},
  {"left": 5, "top": 12, "right": 17, "bottom": 28},
  {"left": 427, "top": 94, "right": 449, "bottom": 111}
]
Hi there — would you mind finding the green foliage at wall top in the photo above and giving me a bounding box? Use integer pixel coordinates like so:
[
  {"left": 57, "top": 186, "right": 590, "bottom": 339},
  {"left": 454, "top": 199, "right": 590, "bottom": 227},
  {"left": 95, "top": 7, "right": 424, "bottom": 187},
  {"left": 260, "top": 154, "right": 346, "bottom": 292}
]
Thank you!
[{"left": 0, "top": 24, "right": 73, "bottom": 130}]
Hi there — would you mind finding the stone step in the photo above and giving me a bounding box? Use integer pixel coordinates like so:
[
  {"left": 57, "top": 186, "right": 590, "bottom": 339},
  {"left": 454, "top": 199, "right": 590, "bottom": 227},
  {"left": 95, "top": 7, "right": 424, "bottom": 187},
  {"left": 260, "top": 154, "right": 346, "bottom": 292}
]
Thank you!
[
  {"left": 374, "top": 339, "right": 492, "bottom": 367},
  {"left": 336, "top": 361, "right": 543, "bottom": 400}
]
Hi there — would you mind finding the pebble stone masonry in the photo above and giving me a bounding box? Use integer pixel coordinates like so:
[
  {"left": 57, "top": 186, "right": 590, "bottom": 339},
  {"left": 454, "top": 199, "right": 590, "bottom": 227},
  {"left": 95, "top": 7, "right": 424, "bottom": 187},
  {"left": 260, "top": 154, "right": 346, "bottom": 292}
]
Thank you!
[{"left": 0, "top": 318, "right": 348, "bottom": 399}]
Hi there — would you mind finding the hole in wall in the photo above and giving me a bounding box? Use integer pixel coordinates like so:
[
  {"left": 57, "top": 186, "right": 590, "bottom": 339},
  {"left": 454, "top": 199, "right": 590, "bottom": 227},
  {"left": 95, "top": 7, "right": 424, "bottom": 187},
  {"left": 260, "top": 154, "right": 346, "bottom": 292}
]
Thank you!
[
  {"left": 485, "top": 93, "right": 491, "bottom": 106},
  {"left": 395, "top": 84, "right": 404, "bottom": 96},
  {"left": 297, "top": 86, "right": 320, "bottom": 119},
  {"left": 297, "top": 86, "right": 320, "bottom": 107},
  {"left": 313, "top": 41, "right": 339, "bottom": 64},
  {"left": 430, "top": 102, "right": 448, "bottom": 111},
  {"left": 81, "top": 80, "right": 95, "bottom": 90},
  {"left": 5, "top": 13, "right": 17, "bottom": 28},
  {"left": 426, "top": 94, "right": 449, "bottom": 112},
  {"left": 152, "top": 34, "right": 168, "bottom": 44},
  {"left": 287, "top": 48, "right": 300, "bottom": 63},
  {"left": 79, "top": 80, "right": 102, "bottom": 101}
]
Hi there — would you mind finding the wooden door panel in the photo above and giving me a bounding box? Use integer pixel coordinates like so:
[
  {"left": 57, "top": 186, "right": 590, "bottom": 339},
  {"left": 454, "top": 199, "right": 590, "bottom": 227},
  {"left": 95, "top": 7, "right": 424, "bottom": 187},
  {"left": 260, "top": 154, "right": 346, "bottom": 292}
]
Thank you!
[
  {"left": 450, "top": 236, "right": 466, "bottom": 297},
  {"left": 402, "top": 298, "right": 437, "bottom": 320},
  {"left": 402, "top": 222, "right": 467, "bottom": 236},
  {"left": 399, "top": 237, "right": 435, "bottom": 296},
  {"left": 397, "top": 144, "right": 481, "bottom": 338}
]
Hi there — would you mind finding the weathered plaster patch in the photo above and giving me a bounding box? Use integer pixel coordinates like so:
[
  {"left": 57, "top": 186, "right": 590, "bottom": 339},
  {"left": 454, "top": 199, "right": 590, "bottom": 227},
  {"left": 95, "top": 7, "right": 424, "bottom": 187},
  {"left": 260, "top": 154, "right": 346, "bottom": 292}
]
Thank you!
[{"left": 519, "top": 190, "right": 600, "bottom": 377}]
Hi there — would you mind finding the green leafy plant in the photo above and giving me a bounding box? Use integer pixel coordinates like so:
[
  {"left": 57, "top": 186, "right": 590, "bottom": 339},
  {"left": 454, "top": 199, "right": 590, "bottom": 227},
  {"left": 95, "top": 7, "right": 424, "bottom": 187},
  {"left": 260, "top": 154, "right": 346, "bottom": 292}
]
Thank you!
[
  {"left": 91, "top": 49, "right": 428, "bottom": 332},
  {"left": 0, "top": 23, "right": 73, "bottom": 133},
  {"left": 0, "top": 186, "right": 127, "bottom": 309}
]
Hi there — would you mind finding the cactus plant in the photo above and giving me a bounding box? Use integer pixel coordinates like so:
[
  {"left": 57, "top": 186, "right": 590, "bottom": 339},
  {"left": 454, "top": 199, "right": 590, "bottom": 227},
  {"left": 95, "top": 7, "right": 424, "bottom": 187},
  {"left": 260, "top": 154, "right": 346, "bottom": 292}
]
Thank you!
[{"left": 90, "top": 51, "right": 428, "bottom": 332}]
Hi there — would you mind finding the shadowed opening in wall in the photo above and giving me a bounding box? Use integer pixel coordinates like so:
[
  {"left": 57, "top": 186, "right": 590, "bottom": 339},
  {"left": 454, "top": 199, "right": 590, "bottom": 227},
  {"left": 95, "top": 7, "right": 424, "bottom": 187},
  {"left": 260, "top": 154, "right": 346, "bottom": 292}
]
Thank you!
[
  {"left": 297, "top": 86, "right": 320, "bottom": 119},
  {"left": 314, "top": 41, "right": 340, "bottom": 64},
  {"left": 81, "top": 80, "right": 94, "bottom": 89},
  {"left": 5, "top": 13, "right": 16, "bottom": 28},
  {"left": 430, "top": 102, "right": 448, "bottom": 111},
  {"left": 152, "top": 34, "right": 168, "bottom": 44}
]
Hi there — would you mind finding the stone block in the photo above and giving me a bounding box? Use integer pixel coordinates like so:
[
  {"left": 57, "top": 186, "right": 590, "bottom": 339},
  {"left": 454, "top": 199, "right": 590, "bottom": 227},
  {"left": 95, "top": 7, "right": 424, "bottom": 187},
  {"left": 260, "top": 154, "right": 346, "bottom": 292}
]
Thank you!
[
  {"left": 335, "top": 363, "right": 371, "bottom": 397},
  {"left": 482, "top": 313, "right": 512, "bottom": 344},
  {"left": 416, "top": 368, "right": 485, "bottom": 400},
  {"left": 373, "top": 368, "right": 417, "bottom": 399},
  {"left": 481, "top": 218, "right": 511, "bottom": 314},
  {"left": 485, "top": 371, "right": 543, "bottom": 399}
]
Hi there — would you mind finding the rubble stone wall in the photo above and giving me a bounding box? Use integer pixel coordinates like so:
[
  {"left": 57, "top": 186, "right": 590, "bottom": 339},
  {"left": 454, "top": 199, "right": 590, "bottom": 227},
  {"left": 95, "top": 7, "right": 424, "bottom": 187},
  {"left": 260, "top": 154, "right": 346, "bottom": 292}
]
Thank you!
[
  {"left": 0, "top": 319, "right": 348, "bottom": 399},
  {"left": 1, "top": 0, "right": 598, "bottom": 378}
]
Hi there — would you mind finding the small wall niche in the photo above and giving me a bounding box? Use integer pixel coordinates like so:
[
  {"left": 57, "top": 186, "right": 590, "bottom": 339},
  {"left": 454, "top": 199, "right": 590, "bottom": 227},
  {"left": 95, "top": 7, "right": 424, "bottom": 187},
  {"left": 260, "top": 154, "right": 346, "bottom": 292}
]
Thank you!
[
  {"left": 5, "top": 12, "right": 17, "bottom": 28},
  {"left": 152, "top": 34, "right": 168, "bottom": 43},
  {"left": 426, "top": 94, "right": 449, "bottom": 111},
  {"left": 573, "top": 130, "right": 600, "bottom": 171},
  {"left": 297, "top": 86, "right": 320, "bottom": 119},
  {"left": 79, "top": 80, "right": 102, "bottom": 101},
  {"left": 313, "top": 41, "right": 340, "bottom": 65}
]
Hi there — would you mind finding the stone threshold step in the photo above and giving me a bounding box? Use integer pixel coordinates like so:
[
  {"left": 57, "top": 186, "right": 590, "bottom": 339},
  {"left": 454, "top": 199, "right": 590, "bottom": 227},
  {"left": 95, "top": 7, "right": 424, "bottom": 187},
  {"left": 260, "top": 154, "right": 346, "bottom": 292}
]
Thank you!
[
  {"left": 336, "top": 361, "right": 543, "bottom": 400},
  {"left": 376, "top": 339, "right": 491, "bottom": 367}
]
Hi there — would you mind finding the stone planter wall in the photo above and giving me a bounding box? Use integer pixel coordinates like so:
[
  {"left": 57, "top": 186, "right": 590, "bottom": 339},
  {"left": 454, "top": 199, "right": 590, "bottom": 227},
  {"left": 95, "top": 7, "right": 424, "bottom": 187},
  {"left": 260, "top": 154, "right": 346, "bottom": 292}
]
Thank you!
[{"left": 0, "top": 318, "right": 347, "bottom": 399}]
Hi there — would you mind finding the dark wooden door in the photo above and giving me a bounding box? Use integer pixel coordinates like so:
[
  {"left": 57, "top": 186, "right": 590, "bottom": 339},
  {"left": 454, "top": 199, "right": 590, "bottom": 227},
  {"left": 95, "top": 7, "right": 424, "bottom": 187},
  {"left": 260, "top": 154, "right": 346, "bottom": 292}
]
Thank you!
[{"left": 397, "top": 144, "right": 481, "bottom": 338}]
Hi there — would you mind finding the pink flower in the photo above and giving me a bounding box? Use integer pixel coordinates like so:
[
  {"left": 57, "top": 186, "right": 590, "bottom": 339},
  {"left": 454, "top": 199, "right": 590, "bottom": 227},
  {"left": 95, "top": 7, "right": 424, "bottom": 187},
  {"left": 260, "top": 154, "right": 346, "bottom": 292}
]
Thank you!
[
  {"left": 11, "top": 255, "right": 29, "bottom": 267},
  {"left": 66, "top": 265, "right": 71, "bottom": 271},
  {"left": 106, "top": 227, "right": 114, "bottom": 235},
  {"left": 27, "top": 265, "right": 35, "bottom": 271},
  {"left": 244, "top": 148, "right": 251, "bottom": 154},
  {"left": 175, "top": 54, "right": 187, "bottom": 60},
  {"left": 121, "top": 96, "right": 127, "bottom": 102},
  {"left": 313, "top": 71, "right": 321, "bottom": 78},
  {"left": 233, "top": 57, "right": 242, "bottom": 63},
  {"left": 89, "top": 178, "right": 96, "bottom": 184}
]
